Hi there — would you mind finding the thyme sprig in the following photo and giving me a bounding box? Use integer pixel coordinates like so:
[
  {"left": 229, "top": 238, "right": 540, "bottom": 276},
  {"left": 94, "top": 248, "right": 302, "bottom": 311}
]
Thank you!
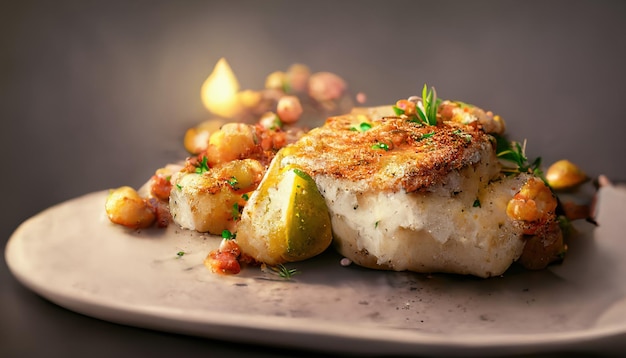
[
  {"left": 495, "top": 135, "right": 543, "bottom": 177},
  {"left": 269, "top": 264, "right": 300, "bottom": 280}
]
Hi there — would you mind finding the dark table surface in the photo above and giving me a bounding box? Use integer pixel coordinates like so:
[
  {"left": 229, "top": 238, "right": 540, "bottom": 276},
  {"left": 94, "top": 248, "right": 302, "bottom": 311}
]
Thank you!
[{"left": 2, "top": 1, "right": 626, "bottom": 357}]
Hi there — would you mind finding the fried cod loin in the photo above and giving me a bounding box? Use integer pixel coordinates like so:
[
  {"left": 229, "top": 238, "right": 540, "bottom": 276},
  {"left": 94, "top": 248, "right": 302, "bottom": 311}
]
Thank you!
[{"left": 278, "top": 105, "right": 564, "bottom": 278}]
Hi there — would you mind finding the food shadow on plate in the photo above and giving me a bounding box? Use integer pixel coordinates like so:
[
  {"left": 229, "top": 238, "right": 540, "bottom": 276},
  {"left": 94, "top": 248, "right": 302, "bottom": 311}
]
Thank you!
[{"left": 230, "top": 188, "right": 625, "bottom": 335}]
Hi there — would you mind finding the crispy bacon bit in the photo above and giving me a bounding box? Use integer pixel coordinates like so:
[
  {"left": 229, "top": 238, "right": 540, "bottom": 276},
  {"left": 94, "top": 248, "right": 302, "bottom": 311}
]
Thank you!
[
  {"left": 203, "top": 239, "right": 260, "bottom": 275},
  {"left": 146, "top": 198, "right": 172, "bottom": 228},
  {"left": 181, "top": 154, "right": 207, "bottom": 174},
  {"left": 149, "top": 173, "right": 173, "bottom": 200},
  {"left": 205, "top": 249, "right": 241, "bottom": 275},
  {"left": 205, "top": 239, "right": 240, "bottom": 275},
  {"left": 256, "top": 124, "right": 288, "bottom": 153},
  {"left": 218, "top": 238, "right": 241, "bottom": 257}
]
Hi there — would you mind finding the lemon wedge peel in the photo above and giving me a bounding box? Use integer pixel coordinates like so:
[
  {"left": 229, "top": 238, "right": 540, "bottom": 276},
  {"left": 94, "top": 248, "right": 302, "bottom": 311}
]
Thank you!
[{"left": 235, "top": 151, "right": 333, "bottom": 265}]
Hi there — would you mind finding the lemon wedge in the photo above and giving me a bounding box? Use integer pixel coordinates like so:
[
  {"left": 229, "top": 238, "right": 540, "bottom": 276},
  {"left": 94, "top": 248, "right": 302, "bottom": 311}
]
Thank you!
[{"left": 236, "top": 150, "right": 332, "bottom": 265}]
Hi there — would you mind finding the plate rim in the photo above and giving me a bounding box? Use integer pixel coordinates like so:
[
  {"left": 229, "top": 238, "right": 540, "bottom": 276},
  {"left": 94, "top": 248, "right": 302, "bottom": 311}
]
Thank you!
[{"left": 6, "top": 189, "right": 626, "bottom": 356}]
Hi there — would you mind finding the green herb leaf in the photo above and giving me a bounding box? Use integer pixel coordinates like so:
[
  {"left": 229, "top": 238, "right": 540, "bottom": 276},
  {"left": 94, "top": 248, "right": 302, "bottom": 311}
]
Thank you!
[
  {"left": 226, "top": 176, "right": 239, "bottom": 189},
  {"left": 350, "top": 122, "right": 373, "bottom": 132},
  {"left": 494, "top": 135, "right": 544, "bottom": 178},
  {"left": 371, "top": 142, "right": 390, "bottom": 151},
  {"left": 176, "top": 251, "right": 185, "bottom": 258},
  {"left": 420, "top": 132, "right": 435, "bottom": 140},
  {"left": 232, "top": 202, "right": 240, "bottom": 221},
  {"left": 292, "top": 168, "right": 312, "bottom": 180},
  {"left": 176, "top": 184, "right": 183, "bottom": 191},
  {"left": 415, "top": 84, "right": 438, "bottom": 126},
  {"left": 453, "top": 129, "right": 472, "bottom": 142},
  {"left": 473, "top": 199, "right": 481, "bottom": 208},
  {"left": 222, "top": 229, "right": 236, "bottom": 240},
  {"left": 195, "top": 156, "right": 210, "bottom": 174},
  {"left": 394, "top": 84, "right": 439, "bottom": 126},
  {"left": 426, "top": 85, "right": 437, "bottom": 125},
  {"left": 242, "top": 193, "right": 249, "bottom": 201},
  {"left": 392, "top": 106, "right": 405, "bottom": 115}
]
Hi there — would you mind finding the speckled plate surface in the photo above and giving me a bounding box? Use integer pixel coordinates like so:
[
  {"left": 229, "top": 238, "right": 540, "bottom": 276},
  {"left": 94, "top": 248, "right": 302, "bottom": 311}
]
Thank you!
[{"left": 5, "top": 186, "right": 626, "bottom": 356}]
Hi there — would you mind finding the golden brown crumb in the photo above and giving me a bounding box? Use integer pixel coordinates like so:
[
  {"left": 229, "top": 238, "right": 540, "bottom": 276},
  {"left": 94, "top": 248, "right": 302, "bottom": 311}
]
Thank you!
[{"left": 284, "top": 115, "right": 494, "bottom": 193}]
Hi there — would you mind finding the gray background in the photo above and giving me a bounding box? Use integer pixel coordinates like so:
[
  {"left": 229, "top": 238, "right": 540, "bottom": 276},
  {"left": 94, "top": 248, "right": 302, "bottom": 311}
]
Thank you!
[{"left": 2, "top": 1, "right": 625, "bottom": 357}]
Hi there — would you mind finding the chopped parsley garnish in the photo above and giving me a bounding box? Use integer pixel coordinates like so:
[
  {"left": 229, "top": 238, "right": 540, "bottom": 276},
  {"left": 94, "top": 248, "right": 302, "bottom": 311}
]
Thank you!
[
  {"left": 176, "top": 184, "right": 183, "bottom": 191},
  {"left": 242, "top": 193, "right": 249, "bottom": 201},
  {"left": 227, "top": 176, "right": 239, "bottom": 189},
  {"left": 350, "top": 122, "right": 372, "bottom": 132},
  {"left": 195, "top": 156, "right": 210, "bottom": 174},
  {"left": 260, "top": 112, "right": 282, "bottom": 130},
  {"left": 176, "top": 251, "right": 185, "bottom": 258},
  {"left": 222, "top": 229, "right": 236, "bottom": 240},
  {"left": 371, "top": 142, "right": 390, "bottom": 151},
  {"left": 453, "top": 129, "right": 472, "bottom": 143},
  {"left": 473, "top": 199, "right": 481, "bottom": 208},
  {"left": 420, "top": 132, "right": 435, "bottom": 140},
  {"left": 232, "top": 202, "right": 240, "bottom": 221}
]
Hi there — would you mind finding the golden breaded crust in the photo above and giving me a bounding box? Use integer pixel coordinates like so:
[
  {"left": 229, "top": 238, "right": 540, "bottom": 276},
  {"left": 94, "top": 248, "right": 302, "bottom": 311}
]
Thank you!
[{"left": 282, "top": 114, "right": 496, "bottom": 193}]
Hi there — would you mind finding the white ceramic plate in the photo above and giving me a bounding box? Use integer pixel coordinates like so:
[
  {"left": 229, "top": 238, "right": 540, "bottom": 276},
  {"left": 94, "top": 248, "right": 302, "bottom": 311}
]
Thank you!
[{"left": 5, "top": 186, "right": 626, "bottom": 356}]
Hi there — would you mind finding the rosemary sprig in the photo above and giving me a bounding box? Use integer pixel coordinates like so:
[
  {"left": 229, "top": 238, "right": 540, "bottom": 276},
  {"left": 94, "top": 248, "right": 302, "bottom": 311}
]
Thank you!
[
  {"left": 416, "top": 84, "right": 438, "bottom": 126},
  {"left": 392, "top": 84, "right": 439, "bottom": 126}
]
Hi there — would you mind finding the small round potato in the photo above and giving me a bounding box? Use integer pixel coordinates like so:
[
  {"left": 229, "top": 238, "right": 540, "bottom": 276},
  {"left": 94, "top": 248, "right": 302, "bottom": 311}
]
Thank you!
[
  {"left": 206, "top": 123, "right": 259, "bottom": 166},
  {"left": 105, "top": 186, "right": 155, "bottom": 229},
  {"left": 545, "top": 159, "right": 587, "bottom": 191}
]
